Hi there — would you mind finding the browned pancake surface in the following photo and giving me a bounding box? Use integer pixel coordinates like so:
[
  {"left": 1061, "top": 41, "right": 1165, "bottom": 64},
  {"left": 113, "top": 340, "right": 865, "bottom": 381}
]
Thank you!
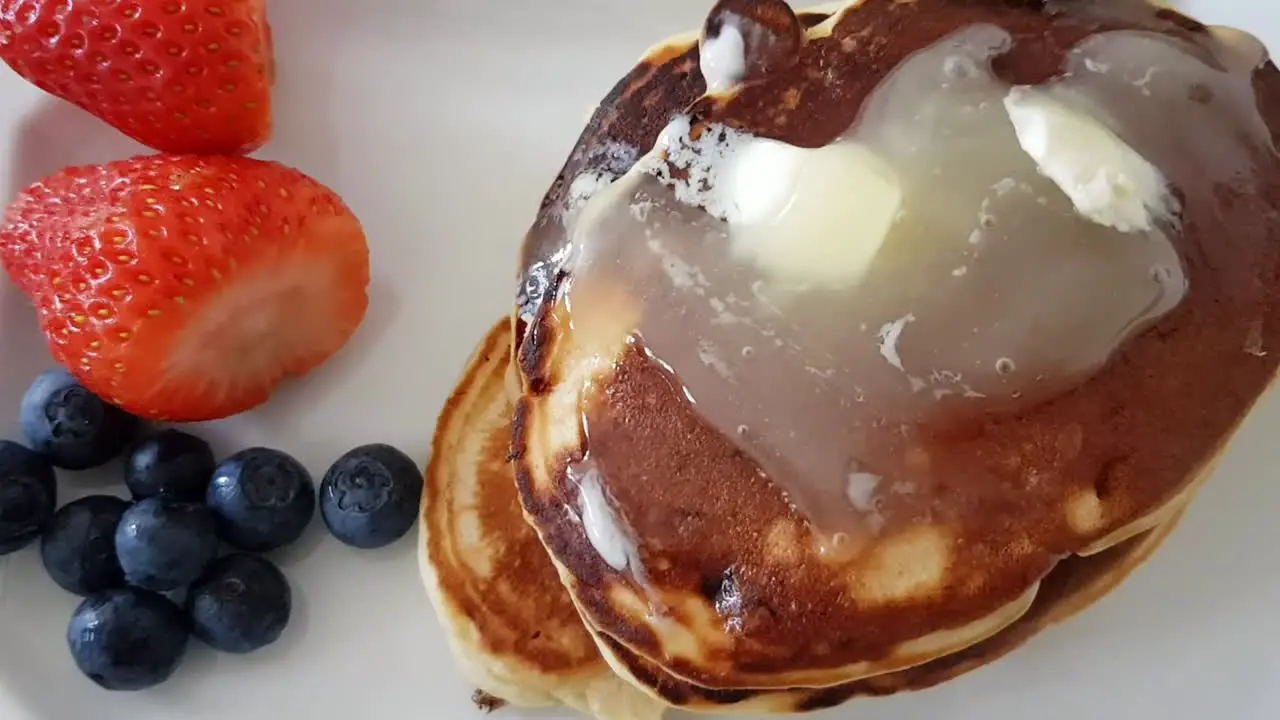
[
  {"left": 513, "top": 0, "right": 1280, "bottom": 689},
  {"left": 426, "top": 321, "right": 1187, "bottom": 714},
  {"left": 604, "top": 506, "right": 1183, "bottom": 710}
]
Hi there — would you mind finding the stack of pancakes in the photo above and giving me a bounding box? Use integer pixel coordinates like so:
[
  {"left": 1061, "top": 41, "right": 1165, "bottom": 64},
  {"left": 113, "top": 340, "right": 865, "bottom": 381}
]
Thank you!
[{"left": 420, "top": 1, "right": 1280, "bottom": 718}]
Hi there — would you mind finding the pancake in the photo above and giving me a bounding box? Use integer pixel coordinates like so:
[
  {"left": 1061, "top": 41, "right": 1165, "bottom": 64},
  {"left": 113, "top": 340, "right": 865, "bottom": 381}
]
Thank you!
[
  {"left": 420, "top": 319, "right": 665, "bottom": 720},
  {"left": 599, "top": 497, "right": 1187, "bottom": 712},
  {"left": 421, "top": 319, "right": 1189, "bottom": 716},
  {"left": 511, "top": 0, "right": 1280, "bottom": 692}
]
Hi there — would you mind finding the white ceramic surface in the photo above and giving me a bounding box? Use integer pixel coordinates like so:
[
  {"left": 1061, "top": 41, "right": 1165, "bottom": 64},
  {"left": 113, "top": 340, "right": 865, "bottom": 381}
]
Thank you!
[{"left": 0, "top": 1, "right": 1277, "bottom": 719}]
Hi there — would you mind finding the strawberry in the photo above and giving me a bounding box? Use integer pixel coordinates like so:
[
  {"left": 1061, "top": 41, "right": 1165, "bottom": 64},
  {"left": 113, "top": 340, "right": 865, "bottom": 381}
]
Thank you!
[
  {"left": 0, "top": 0, "right": 274, "bottom": 155},
  {"left": 0, "top": 154, "right": 369, "bottom": 422}
]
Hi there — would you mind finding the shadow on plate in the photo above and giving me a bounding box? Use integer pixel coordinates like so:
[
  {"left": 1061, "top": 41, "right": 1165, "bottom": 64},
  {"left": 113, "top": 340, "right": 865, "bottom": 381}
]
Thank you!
[
  {"left": 268, "top": 514, "right": 330, "bottom": 568},
  {"left": 147, "top": 579, "right": 311, "bottom": 709},
  {"left": 275, "top": 519, "right": 420, "bottom": 575},
  {"left": 254, "top": 0, "right": 343, "bottom": 183},
  {"left": 0, "top": 612, "right": 85, "bottom": 720},
  {"left": 0, "top": 281, "right": 47, "bottom": 424},
  {"left": 6, "top": 95, "right": 146, "bottom": 196},
  {"left": 249, "top": 280, "right": 402, "bottom": 434}
]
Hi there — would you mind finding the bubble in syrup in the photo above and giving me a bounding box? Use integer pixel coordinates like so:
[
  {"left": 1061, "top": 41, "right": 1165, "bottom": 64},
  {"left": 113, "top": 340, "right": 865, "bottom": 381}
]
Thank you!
[
  {"left": 1244, "top": 318, "right": 1266, "bottom": 357},
  {"left": 741, "top": 346, "right": 756, "bottom": 359},
  {"left": 1084, "top": 57, "right": 1110, "bottom": 74},
  {"left": 943, "top": 55, "right": 979, "bottom": 80},
  {"left": 1187, "top": 82, "right": 1214, "bottom": 105},
  {"left": 817, "top": 531, "right": 854, "bottom": 561},
  {"left": 995, "top": 357, "right": 1017, "bottom": 375},
  {"left": 845, "top": 472, "right": 882, "bottom": 512},
  {"left": 736, "top": 424, "right": 750, "bottom": 436}
]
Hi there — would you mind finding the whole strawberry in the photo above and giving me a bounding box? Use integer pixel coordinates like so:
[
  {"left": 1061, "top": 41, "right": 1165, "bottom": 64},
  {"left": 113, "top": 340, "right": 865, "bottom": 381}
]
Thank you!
[
  {"left": 0, "top": 154, "right": 370, "bottom": 422},
  {"left": 0, "top": 0, "right": 273, "bottom": 155}
]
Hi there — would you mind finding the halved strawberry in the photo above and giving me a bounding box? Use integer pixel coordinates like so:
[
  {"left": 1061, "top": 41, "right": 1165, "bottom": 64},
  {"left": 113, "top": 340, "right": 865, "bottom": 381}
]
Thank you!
[
  {"left": 0, "top": 154, "right": 369, "bottom": 422},
  {"left": 0, "top": 0, "right": 273, "bottom": 155}
]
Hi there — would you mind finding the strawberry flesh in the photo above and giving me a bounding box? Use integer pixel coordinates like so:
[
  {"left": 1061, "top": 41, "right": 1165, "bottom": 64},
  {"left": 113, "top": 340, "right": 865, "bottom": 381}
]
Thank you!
[{"left": 1, "top": 154, "right": 369, "bottom": 422}]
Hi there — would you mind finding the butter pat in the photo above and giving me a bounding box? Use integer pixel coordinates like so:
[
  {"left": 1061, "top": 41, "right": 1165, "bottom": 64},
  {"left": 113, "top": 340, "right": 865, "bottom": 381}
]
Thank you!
[
  {"left": 720, "top": 138, "right": 903, "bottom": 287},
  {"left": 1003, "top": 86, "right": 1175, "bottom": 233},
  {"left": 700, "top": 21, "right": 746, "bottom": 95},
  {"left": 575, "top": 467, "right": 639, "bottom": 573}
]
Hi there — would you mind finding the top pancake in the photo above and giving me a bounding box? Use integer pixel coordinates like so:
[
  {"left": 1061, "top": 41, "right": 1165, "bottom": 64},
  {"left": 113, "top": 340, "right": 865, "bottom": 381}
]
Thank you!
[{"left": 512, "top": 0, "right": 1280, "bottom": 690}]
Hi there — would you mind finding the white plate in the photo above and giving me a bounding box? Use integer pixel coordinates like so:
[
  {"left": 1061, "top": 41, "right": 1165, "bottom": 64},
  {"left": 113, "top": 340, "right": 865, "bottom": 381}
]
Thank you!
[{"left": 1, "top": 1, "right": 1278, "bottom": 719}]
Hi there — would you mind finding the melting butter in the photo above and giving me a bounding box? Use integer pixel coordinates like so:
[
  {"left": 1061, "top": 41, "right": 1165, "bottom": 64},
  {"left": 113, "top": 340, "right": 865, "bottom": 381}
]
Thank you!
[
  {"left": 1003, "top": 85, "right": 1175, "bottom": 233},
  {"left": 700, "top": 20, "right": 746, "bottom": 95},
  {"left": 719, "top": 138, "right": 903, "bottom": 288},
  {"left": 571, "top": 462, "right": 644, "bottom": 574}
]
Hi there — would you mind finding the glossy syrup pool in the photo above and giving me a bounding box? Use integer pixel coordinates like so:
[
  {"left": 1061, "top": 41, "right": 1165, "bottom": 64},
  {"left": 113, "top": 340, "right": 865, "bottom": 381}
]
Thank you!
[{"left": 555, "top": 8, "right": 1271, "bottom": 561}]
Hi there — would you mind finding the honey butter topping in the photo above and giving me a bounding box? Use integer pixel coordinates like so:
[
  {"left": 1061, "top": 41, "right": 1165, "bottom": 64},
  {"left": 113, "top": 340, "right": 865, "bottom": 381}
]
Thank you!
[{"left": 543, "top": 9, "right": 1272, "bottom": 561}]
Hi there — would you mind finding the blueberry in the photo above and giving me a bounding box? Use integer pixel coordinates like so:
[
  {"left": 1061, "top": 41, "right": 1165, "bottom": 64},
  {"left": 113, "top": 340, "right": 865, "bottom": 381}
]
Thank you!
[
  {"left": 320, "top": 444, "right": 422, "bottom": 549},
  {"left": 124, "top": 429, "right": 215, "bottom": 502},
  {"left": 67, "top": 587, "right": 189, "bottom": 691},
  {"left": 41, "top": 495, "right": 129, "bottom": 595},
  {"left": 0, "top": 440, "right": 58, "bottom": 554},
  {"left": 115, "top": 498, "right": 218, "bottom": 592},
  {"left": 186, "top": 553, "right": 291, "bottom": 653},
  {"left": 207, "top": 448, "right": 315, "bottom": 552},
  {"left": 20, "top": 369, "right": 139, "bottom": 470}
]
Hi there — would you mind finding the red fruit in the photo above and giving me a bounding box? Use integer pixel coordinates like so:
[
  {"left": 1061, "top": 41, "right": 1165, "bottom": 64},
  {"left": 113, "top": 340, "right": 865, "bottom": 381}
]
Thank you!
[
  {"left": 0, "top": 154, "right": 370, "bottom": 422},
  {"left": 0, "top": 0, "right": 274, "bottom": 155}
]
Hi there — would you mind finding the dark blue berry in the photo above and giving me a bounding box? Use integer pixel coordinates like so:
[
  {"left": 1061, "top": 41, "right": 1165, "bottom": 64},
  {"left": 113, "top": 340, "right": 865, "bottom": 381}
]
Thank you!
[
  {"left": 19, "top": 369, "right": 139, "bottom": 470},
  {"left": 67, "top": 587, "right": 189, "bottom": 691},
  {"left": 0, "top": 440, "right": 58, "bottom": 555},
  {"left": 186, "top": 553, "right": 291, "bottom": 654},
  {"left": 207, "top": 448, "right": 315, "bottom": 552},
  {"left": 115, "top": 498, "right": 218, "bottom": 592},
  {"left": 124, "top": 429, "right": 215, "bottom": 502},
  {"left": 320, "top": 444, "right": 421, "bottom": 549},
  {"left": 41, "top": 495, "right": 129, "bottom": 595}
]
